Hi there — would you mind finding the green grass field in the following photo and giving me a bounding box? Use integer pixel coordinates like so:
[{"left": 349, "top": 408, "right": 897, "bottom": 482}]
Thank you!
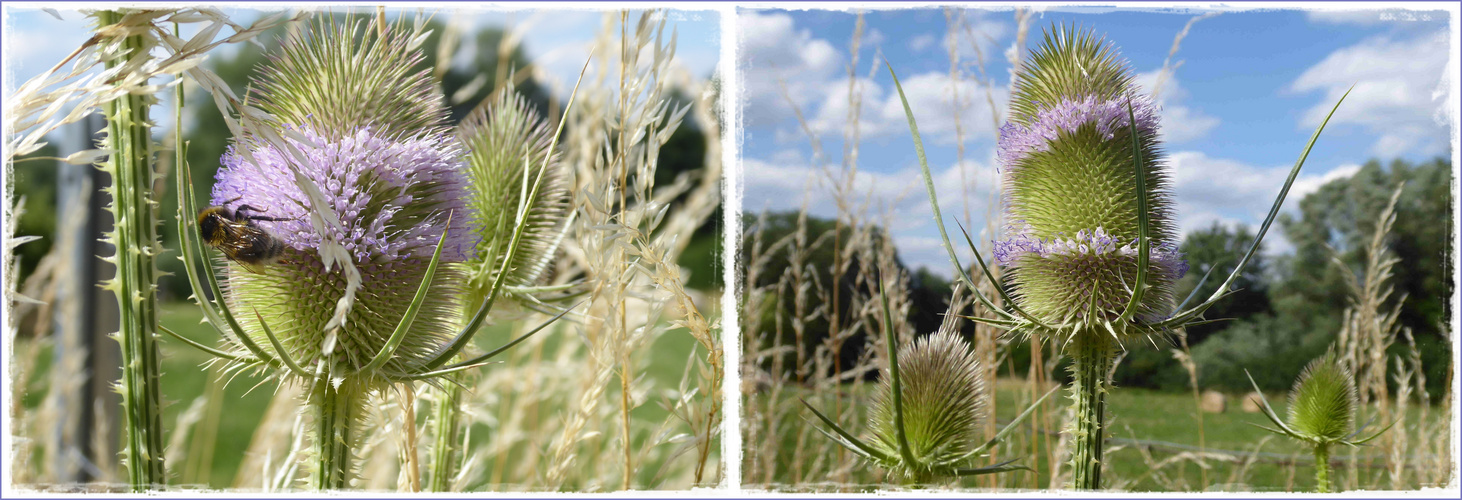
[
  {"left": 752, "top": 378, "right": 1447, "bottom": 492},
  {"left": 15, "top": 300, "right": 707, "bottom": 488}
]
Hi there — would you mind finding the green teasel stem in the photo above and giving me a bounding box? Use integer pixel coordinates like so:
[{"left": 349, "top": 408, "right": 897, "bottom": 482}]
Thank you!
[
  {"left": 1313, "top": 443, "right": 1332, "bottom": 493},
  {"left": 100, "top": 9, "right": 166, "bottom": 490},
  {"left": 426, "top": 379, "right": 463, "bottom": 492},
  {"left": 310, "top": 378, "right": 361, "bottom": 489},
  {"left": 1067, "top": 333, "right": 1115, "bottom": 490}
]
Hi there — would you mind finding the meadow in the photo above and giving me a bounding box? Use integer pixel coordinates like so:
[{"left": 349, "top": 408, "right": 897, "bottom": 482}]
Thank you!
[{"left": 747, "top": 379, "right": 1448, "bottom": 492}]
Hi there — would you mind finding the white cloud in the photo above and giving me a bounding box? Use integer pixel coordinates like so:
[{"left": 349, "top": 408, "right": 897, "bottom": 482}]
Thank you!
[
  {"left": 797, "top": 70, "right": 1008, "bottom": 144},
  {"left": 738, "top": 11, "right": 843, "bottom": 128},
  {"left": 864, "top": 28, "right": 887, "bottom": 48},
  {"left": 739, "top": 12, "right": 1012, "bottom": 148},
  {"left": 909, "top": 33, "right": 937, "bottom": 53},
  {"left": 1307, "top": 8, "right": 1448, "bottom": 26},
  {"left": 742, "top": 153, "right": 1002, "bottom": 273},
  {"left": 1167, "top": 150, "right": 1361, "bottom": 256},
  {"left": 1134, "top": 70, "right": 1220, "bottom": 144},
  {"left": 1291, "top": 32, "right": 1451, "bottom": 157}
]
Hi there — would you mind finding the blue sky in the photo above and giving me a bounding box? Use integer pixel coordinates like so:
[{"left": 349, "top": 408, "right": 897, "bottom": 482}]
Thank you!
[{"left": 739, "top": 5, "right": 1456, "bottom": 276}]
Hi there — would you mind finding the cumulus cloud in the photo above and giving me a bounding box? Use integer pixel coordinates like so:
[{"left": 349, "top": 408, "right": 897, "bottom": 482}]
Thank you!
[
  {"left": 1167, "top": 150, "right": 1361, "bottom": 255},
  {"left": 1307, "top": 8, "right": 1448, "bottom": 26},
  {"left": 1134, "top": 70, "right": 1220, "bottom": 144},
  {"left": 742, "top": 153, "right": 1001, "bottom": 272},
  {"left": 797, "top": 70, "right": 1008, "bottom": 144},
  {"left": 739, "top": 11, "right": 843, "bottom": 127},
  {"left": 1290, "top": 31, "right": 1451, "bottom": 157},
  {"left": 740, "top": 11, "right": 1013, "bottom": 147},
  {"left": 909, "top": 33, "right": 938, "bottom": 53}
]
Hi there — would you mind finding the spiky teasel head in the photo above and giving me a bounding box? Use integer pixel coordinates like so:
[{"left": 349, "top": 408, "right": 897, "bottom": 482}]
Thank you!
[
  {"left": 1246, "top": 352, "right": 1392, "bottom": 448},
  {"left": 250, "top": 17, "right": 448, "bottom": 142},
  {"left": 456, "top": 87, "right": 570, "bottom": 314},
  {"left": 994, "top": 26, "right": 1187, "bottom": 330},
  {"left": 210, "top": 16, "right": 473, "bottom": 389},
  {"left": 867, "top": 328, "right": 986, "bottom": 480},
  {"left": 1285, "top": 354, "right": 1357, "bottom": 443}
]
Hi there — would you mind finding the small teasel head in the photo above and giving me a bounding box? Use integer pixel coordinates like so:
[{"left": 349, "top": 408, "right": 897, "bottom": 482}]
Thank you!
[
  {"left": 993, "top": 26, "right": 1186, "bottom": 329},
  {"left": 1285, "top": 353, "right": 1358, "bottom": 443},
  {"left": 456, "top": 86, "right": 570, "bottom": 312},
  {"left": 867, "top": 328, "right": 985, "bottom": 480},
  {"left": 1246, "top": 352, "right": 1392, "bottom": 448},
  {"left": 210, "top": 17, "right": 473, "bottom": 387}
]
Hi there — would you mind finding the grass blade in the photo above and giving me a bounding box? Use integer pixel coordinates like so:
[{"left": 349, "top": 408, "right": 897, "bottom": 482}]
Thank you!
[
  {"left": 888, "top": 62, "right": 1019, "bottom": 324},
  {"left": 1118, "top": 100, "right": 1150, "bottom": 322}
]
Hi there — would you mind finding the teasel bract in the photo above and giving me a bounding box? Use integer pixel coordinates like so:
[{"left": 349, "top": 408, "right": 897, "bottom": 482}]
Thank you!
[
  {"left": 166, "top": 17, "right": 566, "bottom": 490},
  {"left": 900, "top": 25, "right": 1352, "bottom": 490},
  {"left": 804, "top": 282, "right": 1058, "bottom": 484},
  {"left": 1246, "top": 354, "right": 1392, "bottom": 492}
]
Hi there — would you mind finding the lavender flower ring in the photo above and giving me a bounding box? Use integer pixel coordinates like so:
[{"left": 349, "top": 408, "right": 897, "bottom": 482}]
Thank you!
[{"left": 211, "top": 126, "right": 474, "bottom": 381}]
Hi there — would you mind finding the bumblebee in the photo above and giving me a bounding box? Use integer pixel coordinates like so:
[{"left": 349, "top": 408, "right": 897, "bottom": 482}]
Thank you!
[{"left": 198, "top": 197, "right": 291, "bottom": 273}]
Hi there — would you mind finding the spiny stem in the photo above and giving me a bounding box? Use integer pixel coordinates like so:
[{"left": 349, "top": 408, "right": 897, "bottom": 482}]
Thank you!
[
  {"left": 100, "top": 9, "right": 167, "bottom": 490},
  {"left": 1067, "top": 333, "right": 1115, "bottom": 490},
  {"left": 310, "top": 379, "right": 360, "bottom": 489},
  {"left": 1314, "top": 443, "right": 1333, "bottom": 493}
]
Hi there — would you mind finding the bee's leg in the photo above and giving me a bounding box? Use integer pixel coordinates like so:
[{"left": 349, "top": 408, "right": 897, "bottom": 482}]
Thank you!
[
  {"left": 236, "top": 204, "right": 295, "bottom": 222},
  {"left": 222, "top": 196, "right": 243, "bottom": 207},
  {"left": 241, "top": 213, "right": 295, "bottom": 222}
]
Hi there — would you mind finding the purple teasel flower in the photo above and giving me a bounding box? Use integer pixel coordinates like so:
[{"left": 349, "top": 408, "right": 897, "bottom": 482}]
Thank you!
[{"left": 211, "top": 125, "right": 475, "bottom": 379}]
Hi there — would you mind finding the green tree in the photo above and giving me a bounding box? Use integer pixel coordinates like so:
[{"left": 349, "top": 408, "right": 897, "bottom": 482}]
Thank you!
[{"left": 1271, "top": 158, "right": 1452, "bottom": 397}]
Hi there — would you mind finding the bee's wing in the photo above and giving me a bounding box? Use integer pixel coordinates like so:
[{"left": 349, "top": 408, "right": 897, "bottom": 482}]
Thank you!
[{"left": 217, "top": 223, "right": 274, "bottom": 274}]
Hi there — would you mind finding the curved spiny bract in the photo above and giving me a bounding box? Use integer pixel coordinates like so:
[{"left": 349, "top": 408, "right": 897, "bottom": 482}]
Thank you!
[
  {"left": 456, "top": 88, "right": 570, "bottom": 312},
  {"left": 867, "top": 329, "right": 986, "bottom": 483}
]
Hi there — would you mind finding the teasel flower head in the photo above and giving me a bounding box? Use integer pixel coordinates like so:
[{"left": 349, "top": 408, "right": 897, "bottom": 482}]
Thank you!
[
  {"left": 456, "top": 86, "right": 571, "bottom": 314},
  {"left": 1285, "top": 354, "right": 1357, "bottom": 442},
  {"left": 802, "top": 285, "right": 1054, "bottom": 484},
  {"left": 206, "top": 17, "right": 473, "bottom": 388},
  {"left": 993, "top": 26, "right": 1186, "bottom": 330},
  {"left": 1245, "top": 352, "right": 1391, "bottom": 493},
  {"left": 1246, "top": 353, "right": 1392, "bottom": 448},
  {"left": 212, "top": 127, "right": 472, "bottom": 381},
  {"left": 867, "top": 328, "right": 985, "bottom": 480}
]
